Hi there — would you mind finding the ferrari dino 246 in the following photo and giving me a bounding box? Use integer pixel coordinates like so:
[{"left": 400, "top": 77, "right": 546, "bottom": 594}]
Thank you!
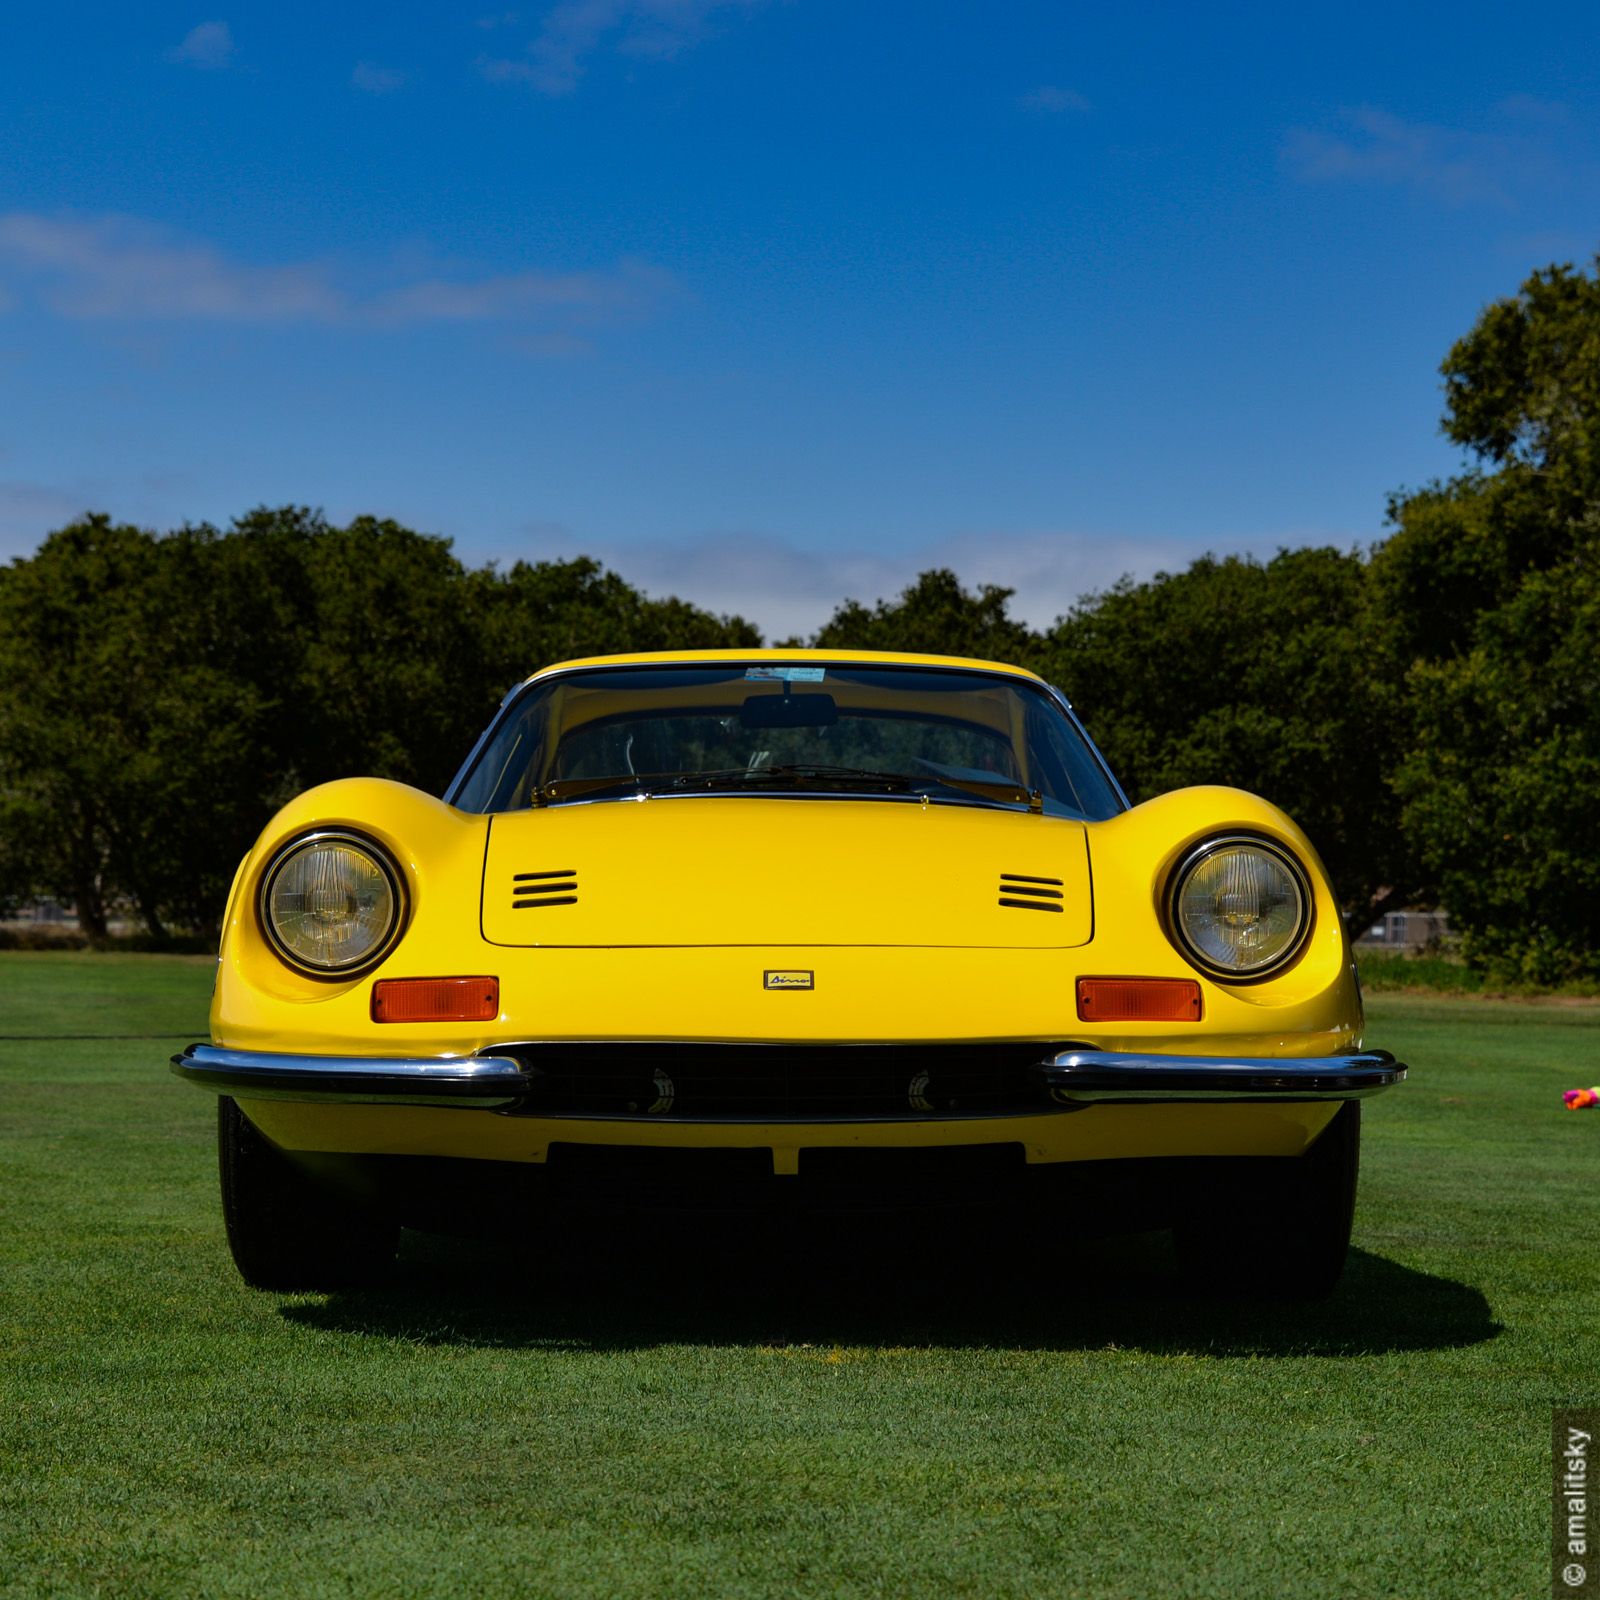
[{"left": 174, "top": 650, "right": 1404, "bottom": 1296}]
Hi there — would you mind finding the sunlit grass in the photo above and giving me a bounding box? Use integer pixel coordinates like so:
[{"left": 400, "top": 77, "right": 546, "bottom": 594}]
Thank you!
[{"left": 2, "top": 956, "right": 1594, "bottom": 1598}]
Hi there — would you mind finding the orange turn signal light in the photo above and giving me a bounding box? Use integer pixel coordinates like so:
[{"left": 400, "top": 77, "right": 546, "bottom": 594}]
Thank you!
[
  {"left": 1076, "top": 977, "right": 1202, "bottom": 1023},
  {"left": 371, "top": 976, "right": 500, "bottom": 1024}
]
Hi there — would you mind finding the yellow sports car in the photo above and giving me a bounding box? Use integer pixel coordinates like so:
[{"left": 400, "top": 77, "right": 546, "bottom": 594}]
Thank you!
[{"left": 173, "top": 649, "right": 1404, "bottom": 1297}]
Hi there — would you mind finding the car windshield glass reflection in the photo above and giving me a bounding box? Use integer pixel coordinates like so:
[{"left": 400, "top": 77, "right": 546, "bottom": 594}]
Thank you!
[{"left": 451, "top": 664, "right": 1123, "bottom": 821}]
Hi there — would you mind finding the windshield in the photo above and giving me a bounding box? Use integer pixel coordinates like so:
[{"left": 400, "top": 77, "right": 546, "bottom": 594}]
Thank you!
[{"left": 451, "top": 663, "right": 1123, "bottom": 820}]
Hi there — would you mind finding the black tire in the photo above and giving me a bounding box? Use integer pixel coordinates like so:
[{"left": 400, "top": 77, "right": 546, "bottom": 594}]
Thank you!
[
  {"left": 217, "top": 1097, "right": 399, "bottom": 1291},
  {"left": 1174, "top": 1101, "right": 1360, "bottom": 1300}
]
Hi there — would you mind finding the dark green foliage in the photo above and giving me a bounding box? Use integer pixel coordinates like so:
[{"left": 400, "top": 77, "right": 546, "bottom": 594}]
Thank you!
[
  {"left": 476, "top": 555, "right": 760, "bottom": 724},
  {"left": 229, "top": 507, "right": 489, "bottom": 794},
  {"left": 1396, "top": 550, "right": 1600, "bottom": 982},
  {"left": 1368, "top": 468, "right": 1571, "bottom": 664},
  {"left": 1354, "top": 951, "right": 1488, "bottom": 996},
  {"left": 1441, "top": 259, "right": 1600, "bottom": 489},
  {"left": 811, "top": 568, "right": 1036, "bottom": 664},
  {"left": 0, "top": 510, "right": 755, "bottom": 938},
  {"left": 1040, "top": 548, "right": 1419, "bottom": 929},
  {"left": 1377, "top": 253, "right": 1600, "bottom": 980},
  {"left": 0, "top": 515, "right": 260, "bottom": 939}
]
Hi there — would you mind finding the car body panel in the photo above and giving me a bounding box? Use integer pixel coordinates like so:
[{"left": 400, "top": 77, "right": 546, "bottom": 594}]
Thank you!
[
  {"left": 236, "top": 1095, "right": 1342, "bottom": 1169},
  {"left": 209, "top": 779, "right": 1359, "bottom": 1058},
  {"left": 480, "top": 800, "right": 1094, "bottom": 949},
  {"left": 191, "top": 647, "right": 1384, "bottom": 1178}
]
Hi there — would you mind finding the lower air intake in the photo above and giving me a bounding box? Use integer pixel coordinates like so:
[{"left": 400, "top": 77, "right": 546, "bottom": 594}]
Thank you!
[{"left": 500, "top": 1041, "right": 1070, "bottom": 1121}]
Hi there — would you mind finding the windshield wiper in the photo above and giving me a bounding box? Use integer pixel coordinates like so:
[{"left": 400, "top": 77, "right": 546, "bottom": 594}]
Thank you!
[
  {"left": 680, "top": 764, "right": 1044, "bottom": 811},
  {"left": 536, "top": 766, "right": 1042, "bottom": 812},
  {"left": 909, "top": 774, "right": 1044, "bottom": 812},
  {"left": 535, "top": 773, "right": 682, "bottom": 805},
  {"left": 692, "top": 764, "right": 917, "bottom": 788}
]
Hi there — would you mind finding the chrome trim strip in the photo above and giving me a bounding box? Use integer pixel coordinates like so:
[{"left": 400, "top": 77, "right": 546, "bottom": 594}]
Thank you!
[
  {"left": 1040, "top": 1048, "right": 1405, "bottom": 1102},
  {"left": 1045, "top": 682, "right": 1132, "bottom": 812},
  {"left": 172, "top": 1043, "right": 1405, "bottom": 1114},
  {"left": 443, "top": 696, "right": 518, "bottom": 803},
  {"left": 170, "top": 1044, "right": 530, "bottom": 1107}
]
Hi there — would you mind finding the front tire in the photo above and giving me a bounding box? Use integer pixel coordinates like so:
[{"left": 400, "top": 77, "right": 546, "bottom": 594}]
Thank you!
[
  {"left": 1174, "top": 1101, "right": 1360, "bottom": 1299},
  {"left": 217, "top": 1097, "right": 399, "bottom": 1291}
]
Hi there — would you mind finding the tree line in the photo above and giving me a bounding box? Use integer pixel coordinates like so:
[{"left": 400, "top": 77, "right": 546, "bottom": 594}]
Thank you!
[{"left": 3, "top": 256, "right": 1597, "bottom": 980}]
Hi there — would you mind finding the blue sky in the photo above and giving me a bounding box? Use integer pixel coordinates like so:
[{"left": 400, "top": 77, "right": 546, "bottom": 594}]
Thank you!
[{"left": 3, "top": 2, "right": 1598, "bottom": 637}]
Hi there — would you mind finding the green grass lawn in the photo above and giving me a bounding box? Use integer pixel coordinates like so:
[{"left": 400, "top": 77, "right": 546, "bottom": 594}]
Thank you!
[{"left": 2, "top": 954, "right": 1597, "bottom": 1598}]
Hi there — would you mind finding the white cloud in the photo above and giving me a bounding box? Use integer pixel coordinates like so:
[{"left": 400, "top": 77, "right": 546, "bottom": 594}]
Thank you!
[
  {"left": 480, "top": 0, "right": 763, "bottom": 95},
  {"left": 1282, "top": 105, "right": 1559, "bottom": 207},
  {"left": 1021, "top": 85, "right": 1090, "bottom": 115},
  {"left": 352, "top": 61, "right": 407, "bottom": 94},
  {"left": 165, "top": 20, "right": 236, "bottom": 70},
  {"left": 0, "top": 212, "right": 672, "bottom": 332},
  {"left": 0, "top": 213, "right": 339, "bottom": 322},
  {"left": 372, "top": 258, "right": 670, "bottom": 323},
  {"left": 508, "top": 526, "right": 1334, "bottom": 640}
]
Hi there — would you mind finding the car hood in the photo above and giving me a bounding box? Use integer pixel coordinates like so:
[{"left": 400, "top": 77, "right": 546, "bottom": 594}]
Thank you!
[{"left": 479, "top": 795, "right": 1092, "bottom": 949}]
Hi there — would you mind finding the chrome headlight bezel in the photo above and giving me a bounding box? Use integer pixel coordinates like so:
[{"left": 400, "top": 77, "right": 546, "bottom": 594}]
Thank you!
[
  {"left": 257, "top": 829, "right": 407, "bottom": 979},
  {"left": 1164, "top": 832, "right": 1314, "bottom": 983}
]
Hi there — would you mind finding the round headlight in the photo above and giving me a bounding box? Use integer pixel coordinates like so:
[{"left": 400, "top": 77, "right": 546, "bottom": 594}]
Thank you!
[
  {"left": 1168, "top": 835, "right": 1312, "bottom": 980},
  {"left": 259, "top": 831, "right": 404, "bottom": 975}
]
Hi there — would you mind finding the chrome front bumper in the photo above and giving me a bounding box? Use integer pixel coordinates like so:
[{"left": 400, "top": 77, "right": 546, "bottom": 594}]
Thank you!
[
  {"left": 1039, "top": 1050, "right": 1404, "bottom": 1102},
  {"left": 172, "top": 1043, "right": 1405, "bottom": 1112},
  {"left": 171, "top": 1045, "right": 531, "bottom": 1108}
]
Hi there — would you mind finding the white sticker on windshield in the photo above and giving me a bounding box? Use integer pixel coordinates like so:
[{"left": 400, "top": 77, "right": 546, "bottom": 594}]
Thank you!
[{"left": 744, "top": 666, "right": 827, "bottom": 682}]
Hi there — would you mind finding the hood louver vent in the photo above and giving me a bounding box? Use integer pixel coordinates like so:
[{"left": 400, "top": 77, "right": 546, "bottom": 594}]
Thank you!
[
  {"left": 998, "top": 872, "right": 1064, "bottom": 913},
  {"left": 512, "top": 869, "right": 578, "bottom": 910}
]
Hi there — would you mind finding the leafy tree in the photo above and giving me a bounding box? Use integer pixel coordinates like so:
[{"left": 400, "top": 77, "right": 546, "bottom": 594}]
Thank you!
[
  {"left": 1441, "top": 260, "right": 1600, "bottom": 491},
  {"left": 1377, "top": 252, "right": 1600, "bottom": 979},
  {"left": 0, "top": 509, "right": 762, "bottom": 937},
  {"left": 220, "top": 507, "right": 491, "bottom": 796},
  {"left": 0, "top": 516, "right": 265, "bottom": 938},
  {"left": 476, "top": 555, "right": 760, "bottom": 729},
  {"left": 811, "top": 569, "right": 1037, "bottom": 664},
  {"left": 1397, "top": 552, "right": 1600, "bottom": 981},
  {"left": 1040, "top": 549, "right": 1422, "bottom": 930}
]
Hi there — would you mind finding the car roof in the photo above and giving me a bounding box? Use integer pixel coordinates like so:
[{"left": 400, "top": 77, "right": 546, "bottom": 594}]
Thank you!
[{"left": 520, "top": 647, "right": 1047, "bottom": 689}]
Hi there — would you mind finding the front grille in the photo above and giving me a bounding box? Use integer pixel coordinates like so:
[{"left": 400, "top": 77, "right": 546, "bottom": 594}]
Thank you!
[
  {"left": 501, "top": 1042, "right": 1065, "bottom": 1121},
  {"left": 512, "top": 869, "right": 578, "bottom": 910},
  {"left": 998, "top": 872, "right": 1064, "bottom": 912}
]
